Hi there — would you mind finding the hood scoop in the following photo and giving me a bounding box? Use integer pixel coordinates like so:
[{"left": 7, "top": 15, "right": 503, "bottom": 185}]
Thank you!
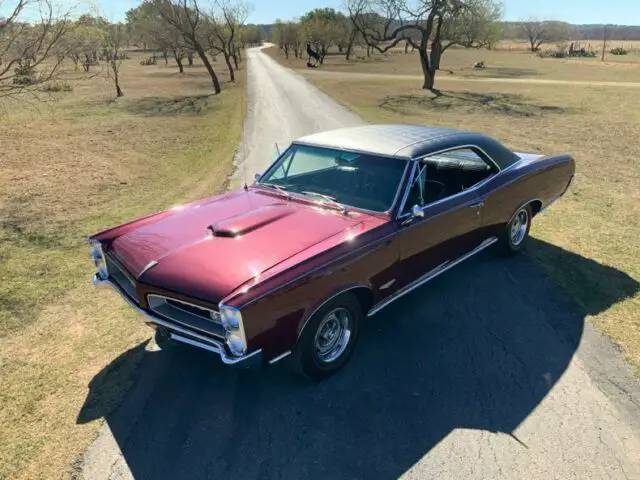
[{"left": 208, "top": 204, "right": 293, "bottom": 238}]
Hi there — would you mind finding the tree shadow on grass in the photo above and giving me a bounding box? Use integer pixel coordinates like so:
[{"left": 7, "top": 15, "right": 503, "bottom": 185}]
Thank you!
[
  {"left": 461, "top": 67, "right": 542, "bottom": 78},
  {"left": 77, "top": 239, "right": 639, "bottom": 479},
  {"left": 123, "top": 94, "right": 214, "bottom": 117},
  {"left": 379, "top": 91, "right": 567, "bottom": 117}
]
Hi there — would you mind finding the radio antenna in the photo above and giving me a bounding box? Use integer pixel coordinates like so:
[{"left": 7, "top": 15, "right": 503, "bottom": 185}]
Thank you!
[{"left": 243, "top": 164, "right": 248, "bottom": 191}]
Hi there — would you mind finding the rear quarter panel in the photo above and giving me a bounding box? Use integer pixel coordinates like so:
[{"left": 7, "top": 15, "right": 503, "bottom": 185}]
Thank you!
[{"left": 478, "top": 154, "right": 575, "bottom": 238}]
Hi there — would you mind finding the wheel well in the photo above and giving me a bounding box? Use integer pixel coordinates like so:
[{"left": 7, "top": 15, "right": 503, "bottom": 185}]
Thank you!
[
  {"left": 295, "top": 286, "right": 375, "bottom": 344},
  {"left": 529, "top": 200, "right": 542, "bottom": 216},
  {"left": 348, "top": 286, "right": 375, "bottom": 315}
]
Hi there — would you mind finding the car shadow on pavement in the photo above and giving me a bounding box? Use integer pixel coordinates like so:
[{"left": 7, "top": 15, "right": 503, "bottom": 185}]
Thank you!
[{"left": 78, "top": 239, "right": 639, "bottom": 480}]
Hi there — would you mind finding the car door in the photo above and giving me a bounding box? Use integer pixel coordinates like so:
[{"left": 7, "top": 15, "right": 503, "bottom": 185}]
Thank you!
[{"left": 394, "top": 189, "right": 483, "bottom": 291}]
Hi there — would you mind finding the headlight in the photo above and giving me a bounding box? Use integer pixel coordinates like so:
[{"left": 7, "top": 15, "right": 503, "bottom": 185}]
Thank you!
[
  {"left": 89, "top": 239, "right": 108, "bottom": 280},
  {"left": 219, "top": 304, "right": 247, "bottom": 356}
]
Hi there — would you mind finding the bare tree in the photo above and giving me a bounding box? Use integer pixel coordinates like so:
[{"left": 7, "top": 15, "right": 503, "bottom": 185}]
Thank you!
[
  {"left": 103, "top": 23, "right": 126, "bottom": 97},
  {"left": 520, "top": 18, "right": 572, "bottom": 53},
  {"left": 273, "top": 20, "right": 301, "bottom": 59},
  {"left": 348, "top": 0, "right": 493, "bottom": 92},
  {"left": 58, "top": 25, "right": 104, "bottom": 72},
  {"left": 0, "top": 0, "right": 70, "bottom": 98},
  {"left": 520, "top": 17, "right": 546, "bottom": 52},
  {"left": 440, "top": 0, "right": 502, "bottom": 52},
  {"left": 152, "top": 0, "right": 221, "bottom": 94},
  {"left": 127, "top": 2, "right": 188, "bottom": 73},
  {"left": 300, "top": 8, "right": 347, "bottom": 64},
  {"left": 204, "top": 0, "right": 249, "bottom": 82}
]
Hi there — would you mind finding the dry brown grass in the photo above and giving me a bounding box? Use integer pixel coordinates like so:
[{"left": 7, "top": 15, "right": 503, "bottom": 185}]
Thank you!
[
  {"left": 266, "top": 43, "right": 640, "bottom": 83},
  {"left": 290, "top": 70, "right": 640, "bottom": 374},
  {"left": 0, "top": 52, "right": 244, "bottom": 479},
  {"left": 496, "top": 39, "right": 640, "bottom": 53}
]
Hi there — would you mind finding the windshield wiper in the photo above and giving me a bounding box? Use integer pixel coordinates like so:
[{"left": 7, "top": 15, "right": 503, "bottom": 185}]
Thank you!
[
  {"left": 258, "top": 182, "right": 290, "bottom": 197},
  {"left": 301, "top": 191, "right": 349, "bottom": 215}
]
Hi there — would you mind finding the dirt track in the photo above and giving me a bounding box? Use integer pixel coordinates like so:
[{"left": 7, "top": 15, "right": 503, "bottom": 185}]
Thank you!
[
  {"left": 301, "top": 68, "right": 640, "bottom": 88},
  {"left": 77, "top": 46, "right": 640, "bottom": 480}
]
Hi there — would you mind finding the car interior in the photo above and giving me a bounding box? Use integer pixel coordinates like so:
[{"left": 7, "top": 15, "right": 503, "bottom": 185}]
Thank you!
[{"left": 403, "top": 148, "right": 497, "bottom": 211}]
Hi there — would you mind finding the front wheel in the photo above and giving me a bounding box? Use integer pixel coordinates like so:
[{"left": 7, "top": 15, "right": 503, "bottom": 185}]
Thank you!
[
  {"left": 499, "top": 204, "right": 532, "bottom": 255},
  {"left": 292, "top": 293, "right": 361, "bottom": 381}
]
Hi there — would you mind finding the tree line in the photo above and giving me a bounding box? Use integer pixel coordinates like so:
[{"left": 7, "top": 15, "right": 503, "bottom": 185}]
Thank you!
[
  {"left": 270, "top": 1, "right": 637, "bottom": 92},
  {"left": 271, "top": 0, "right": 504, "bottom": 92},
  {"left": 1, "top": 0, "right": 259, "bottom": 100}
]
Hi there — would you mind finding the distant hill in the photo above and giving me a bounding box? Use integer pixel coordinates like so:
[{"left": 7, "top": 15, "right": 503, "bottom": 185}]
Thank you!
[
  {"left": 255, "top": 21, "right": 640, "bottom": 42},
  {"left": 501, "top": 22, "right": 640, "bottom": 41}
]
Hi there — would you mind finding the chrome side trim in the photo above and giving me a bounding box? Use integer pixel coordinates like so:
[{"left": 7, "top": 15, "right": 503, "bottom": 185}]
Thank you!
[
  {"left": 139, "top": 260, "right": 158, "bottom": 276},
  {"left": 380, "top": 279, "right": 396, "bottom": 290},
  {"left": 295, "top": 284, "right": 373, "bottom": 346},
  {"left": 93, "top": 275, "right": 261, "bottom": 367},
  {"left": 540, "top": 197, "right": 560, "bottom": 213},
  {"left": 367, "top": 237, "right": 498, "bottom": 317},
  {"left": 268, "top": 350, "right": 292, "bottom": 365}
]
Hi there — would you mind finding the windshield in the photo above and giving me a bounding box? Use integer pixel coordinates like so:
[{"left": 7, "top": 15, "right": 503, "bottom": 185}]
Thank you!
[{"left": 257, "top": 144, "right": 408, "bottom": 213}]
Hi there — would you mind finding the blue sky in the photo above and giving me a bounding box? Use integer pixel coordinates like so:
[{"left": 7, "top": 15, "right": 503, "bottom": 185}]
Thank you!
[{"left": 4, "top": 0, "right": 640, "bottom": 25}]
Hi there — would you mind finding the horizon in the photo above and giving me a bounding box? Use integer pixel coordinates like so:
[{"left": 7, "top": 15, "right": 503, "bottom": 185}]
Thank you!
[{"left": 2, "top": 0, "right": 640, "bottom": 26}]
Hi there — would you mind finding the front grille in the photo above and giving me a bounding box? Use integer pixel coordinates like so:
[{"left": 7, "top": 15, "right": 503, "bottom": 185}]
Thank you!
[
  {"left": 106, "top": 253, "right": 138, "bottom": 304},
  {"left": 147, "top": 294, "right": 225, "bottom": 339}
]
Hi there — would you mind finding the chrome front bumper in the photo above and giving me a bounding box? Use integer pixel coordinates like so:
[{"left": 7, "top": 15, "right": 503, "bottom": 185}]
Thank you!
[{"left": 92, "top": 274, "right": 263, "bottom": 368}]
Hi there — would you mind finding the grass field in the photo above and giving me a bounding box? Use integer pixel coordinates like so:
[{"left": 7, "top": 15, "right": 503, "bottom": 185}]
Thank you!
[
  {"left": 0, "top": 53, "right": 244, "bottom": 479},
  {"left": 269, "top": 43, "right": 640, "bottom": 83},
  {"left": 265, "top": 45, "right": 640, "bottom": 375}
]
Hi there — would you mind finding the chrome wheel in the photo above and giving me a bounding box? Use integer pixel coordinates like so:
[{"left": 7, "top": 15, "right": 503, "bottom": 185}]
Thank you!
[
  {"left": 510, "top": 209, "right": 529, "bottom": 246},
  {"left": 314, "top": 307, "right": 352, "bottom": 364}
]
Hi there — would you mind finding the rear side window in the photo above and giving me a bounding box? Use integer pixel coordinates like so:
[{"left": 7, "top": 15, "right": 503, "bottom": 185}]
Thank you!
[{"left": 401, "top": 148, "right": 496, "bottom": 214}]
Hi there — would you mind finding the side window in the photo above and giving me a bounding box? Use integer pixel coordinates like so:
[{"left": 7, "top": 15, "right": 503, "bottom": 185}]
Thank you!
[{"left": 401, "top": 148, "right": 495, "bottom": 215}]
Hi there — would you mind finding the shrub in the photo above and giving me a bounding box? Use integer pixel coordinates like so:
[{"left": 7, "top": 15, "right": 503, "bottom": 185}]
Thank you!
[
  {"left": 610, "top": 47, "right": 628, "bottom": 56},
  {"left": 12, "top": 61, "right": 37, "bottom": 85},
  {"left": 140, "top": 57, "right": 157, "bottom": 66},
  {"left": 41, "top": 81, "right": 73, "bottom": 92}
]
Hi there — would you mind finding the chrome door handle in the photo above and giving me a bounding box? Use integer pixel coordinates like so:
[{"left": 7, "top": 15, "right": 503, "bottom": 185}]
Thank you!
[{"left": 469, "top": 202, "right": 484, "bottom": 208}]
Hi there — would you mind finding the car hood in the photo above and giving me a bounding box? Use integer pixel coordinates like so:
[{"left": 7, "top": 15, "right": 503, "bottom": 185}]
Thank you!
[{"left": 109, "top": 189, "right": 372, "bottom": 303}]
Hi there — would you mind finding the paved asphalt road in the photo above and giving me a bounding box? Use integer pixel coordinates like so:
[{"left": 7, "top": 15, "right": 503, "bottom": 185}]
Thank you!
[{"left": 78, "top": 47, "right": 640, "bottom": 479}]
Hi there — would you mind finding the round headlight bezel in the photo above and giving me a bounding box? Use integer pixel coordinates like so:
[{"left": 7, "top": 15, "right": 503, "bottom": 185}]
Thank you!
[
  {"left": 219, "top": 304, "right": 247, "bottom": 356},
  {"left": 89, "top": 240, "right": 108, "bottom": 279}
]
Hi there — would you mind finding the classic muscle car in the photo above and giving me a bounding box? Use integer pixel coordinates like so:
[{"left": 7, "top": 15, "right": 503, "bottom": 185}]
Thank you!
[{"left": 90, "top": 124, "right": 575, "bottom": 379}]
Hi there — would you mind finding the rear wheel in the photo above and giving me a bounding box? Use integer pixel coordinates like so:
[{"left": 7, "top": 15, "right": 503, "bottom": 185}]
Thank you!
[
  {"left": 292, "top": 293, "right": 361, "bottom": 381},
  {"left": 499, "top": 204, "right": 532, "bottom": 255}
]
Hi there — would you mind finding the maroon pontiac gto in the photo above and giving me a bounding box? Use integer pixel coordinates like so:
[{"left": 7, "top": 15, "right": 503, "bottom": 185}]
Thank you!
[{"left": 90, "top": 124, "right": 574, "bottom": 379}]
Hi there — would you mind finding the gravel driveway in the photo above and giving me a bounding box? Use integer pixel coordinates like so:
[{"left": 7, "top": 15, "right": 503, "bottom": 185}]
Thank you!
[{"left": 77, "top": 46, "right": 640, "bottom": 480}]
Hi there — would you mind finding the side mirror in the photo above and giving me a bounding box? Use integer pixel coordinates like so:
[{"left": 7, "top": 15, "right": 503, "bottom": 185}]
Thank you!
[
  {"left": 411, "top": 205, "right": 424, "bottom": 218},
  {"left": 254, "top": 173, "right": 261, "bottom": 183}
]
